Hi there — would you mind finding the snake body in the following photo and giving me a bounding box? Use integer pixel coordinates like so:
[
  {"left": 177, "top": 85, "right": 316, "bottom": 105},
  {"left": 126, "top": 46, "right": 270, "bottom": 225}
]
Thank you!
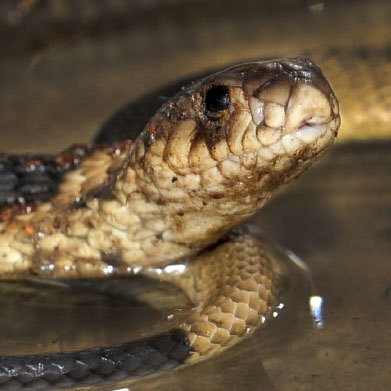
[{"left": 0, "top": 58, "right": 340, "bottom": 389}]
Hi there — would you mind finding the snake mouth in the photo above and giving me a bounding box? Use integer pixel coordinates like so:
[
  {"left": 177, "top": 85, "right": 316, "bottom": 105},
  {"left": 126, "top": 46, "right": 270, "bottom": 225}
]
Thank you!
[
  {"left": 250, "top": 65, "right": 339, "bottom": 161},
  {"left": 244, "top": 59, "right": 339, "bottom": 141},
  {"left": 246, "top": 80, "right": 340, "bottom": 154}
]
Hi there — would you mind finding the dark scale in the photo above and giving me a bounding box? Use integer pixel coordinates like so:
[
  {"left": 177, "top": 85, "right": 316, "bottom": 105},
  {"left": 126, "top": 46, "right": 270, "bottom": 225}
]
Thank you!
[{"left": 0, "top": 145, "right": 91, "bottom": 220}]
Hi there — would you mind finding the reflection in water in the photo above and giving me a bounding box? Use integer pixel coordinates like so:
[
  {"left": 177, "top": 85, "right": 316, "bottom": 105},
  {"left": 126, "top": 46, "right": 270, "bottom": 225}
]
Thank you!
[
  {"left": 272, "top": 303, "right": 285, "bottom": 319},
  {"left": 307, "top": 1, "right": 325, "bottom": 13},
  {"left": 163, "top": 264, "right": 187, "bottom": 275},
  {"left": 309, "top": 295, "right": 324, "bottom": 328},
  {"left": 285, "top": 249, "right": 309, "bottom": 271}
]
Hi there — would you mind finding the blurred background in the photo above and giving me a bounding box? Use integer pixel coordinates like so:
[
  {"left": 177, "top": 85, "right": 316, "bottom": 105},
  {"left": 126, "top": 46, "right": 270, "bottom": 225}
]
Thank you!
[
  {"left": 0, "top": 0, "right": 390, "bottom": 152},
  {"left": 0, "top": 1, "right": 390, "bottom": 390}
]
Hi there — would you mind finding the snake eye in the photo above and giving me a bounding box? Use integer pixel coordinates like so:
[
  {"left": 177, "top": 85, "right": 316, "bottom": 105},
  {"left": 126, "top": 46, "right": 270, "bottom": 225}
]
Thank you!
[{"left": 205, "top": 85, "right": 230, "bottom": 114}]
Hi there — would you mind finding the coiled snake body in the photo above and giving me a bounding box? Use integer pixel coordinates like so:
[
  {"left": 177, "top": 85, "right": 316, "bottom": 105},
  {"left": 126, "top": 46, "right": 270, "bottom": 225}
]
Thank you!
[{"left": 0, "top": 58, "right": 340, "bottom": 389}]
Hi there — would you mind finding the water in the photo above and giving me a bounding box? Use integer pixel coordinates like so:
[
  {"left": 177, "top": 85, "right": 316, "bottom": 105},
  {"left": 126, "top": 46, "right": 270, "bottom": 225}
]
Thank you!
[
  {"left": 123, "top": 142, "right": 391, "bottom": 391},
  {"left": 0, "top": 277, "right": 192, "bottom": 356},
  {"left": 0, "top": 1, "right": 389, "bottom": 390}
]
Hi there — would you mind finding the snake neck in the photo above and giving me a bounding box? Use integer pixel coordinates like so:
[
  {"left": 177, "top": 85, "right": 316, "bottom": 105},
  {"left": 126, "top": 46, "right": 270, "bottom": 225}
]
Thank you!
[
  {"left": 0, "top": 143, "right": 260, "bottom": 279},
  {"left": 0, "top": 124, "right": 331, "bottom": 280},
  {"left": 0, "top": 129, "right": 281, "bottom": 280}
]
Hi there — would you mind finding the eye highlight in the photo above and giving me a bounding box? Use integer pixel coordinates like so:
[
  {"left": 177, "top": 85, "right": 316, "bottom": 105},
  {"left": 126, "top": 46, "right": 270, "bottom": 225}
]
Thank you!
[{"left": 204, "top": 85, "right": 230, "bottom": 113}]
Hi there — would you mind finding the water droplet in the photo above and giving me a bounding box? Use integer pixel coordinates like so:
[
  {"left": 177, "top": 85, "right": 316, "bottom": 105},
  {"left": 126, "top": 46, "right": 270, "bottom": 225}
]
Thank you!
[
  {"left": 103, "top": 265, "right": 115, "bottom": 275},
  {"left": 132, "top": 266, "right": 143, "bottom": 274},
  {"left": 163, "top": 263, "right": 187, "bottom": 274},
  {"left": 310, "top": 295, "right": 324, "bottom": 328}
]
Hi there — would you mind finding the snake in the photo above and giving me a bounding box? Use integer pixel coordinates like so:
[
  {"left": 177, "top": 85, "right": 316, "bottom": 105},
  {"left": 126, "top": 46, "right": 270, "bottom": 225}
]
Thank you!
[{"left": 0, "top": 58, "right": 340, "bottom": 390}]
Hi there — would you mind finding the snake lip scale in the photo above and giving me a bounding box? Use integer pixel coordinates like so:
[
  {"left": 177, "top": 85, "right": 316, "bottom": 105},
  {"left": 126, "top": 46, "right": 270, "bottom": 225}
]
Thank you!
[{"left": 0, "top": 58, "right": 340, "bottom": 389}]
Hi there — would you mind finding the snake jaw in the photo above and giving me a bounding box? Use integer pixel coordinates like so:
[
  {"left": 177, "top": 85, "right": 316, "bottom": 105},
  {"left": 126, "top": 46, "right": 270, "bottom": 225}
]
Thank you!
[
  {"left": 200, "top": 65, "right": 339, "bottom": 190},
  {"left": 247, "top": 82, "right": 340, "bottom": 159},
  {"left": 241, "top": 60, "right": 339, "bottom": 146}
]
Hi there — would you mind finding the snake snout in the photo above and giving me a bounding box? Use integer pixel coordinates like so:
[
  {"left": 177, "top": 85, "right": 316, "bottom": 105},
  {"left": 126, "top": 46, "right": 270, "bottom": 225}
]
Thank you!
[
  {"left": 243, "top": 62, "right": 340, "bottom": 156},
  {"left": 284, "top": 82, "right": 340, "bottom": 137}
]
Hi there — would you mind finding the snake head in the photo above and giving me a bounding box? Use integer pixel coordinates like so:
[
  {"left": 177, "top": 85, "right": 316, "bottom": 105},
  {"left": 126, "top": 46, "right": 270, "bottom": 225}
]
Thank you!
[
  {"left": 130, "top": 58, "right": 340, "bottom": 248},
  {"left": 202, "top": 57, "right": 340, "bottom": 161}
]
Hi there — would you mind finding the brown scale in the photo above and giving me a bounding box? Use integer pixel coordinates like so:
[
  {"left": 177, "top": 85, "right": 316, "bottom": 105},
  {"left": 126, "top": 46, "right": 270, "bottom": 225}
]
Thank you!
[{"left": 0, "top": 143, "right": 136, "bottom": 222}]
